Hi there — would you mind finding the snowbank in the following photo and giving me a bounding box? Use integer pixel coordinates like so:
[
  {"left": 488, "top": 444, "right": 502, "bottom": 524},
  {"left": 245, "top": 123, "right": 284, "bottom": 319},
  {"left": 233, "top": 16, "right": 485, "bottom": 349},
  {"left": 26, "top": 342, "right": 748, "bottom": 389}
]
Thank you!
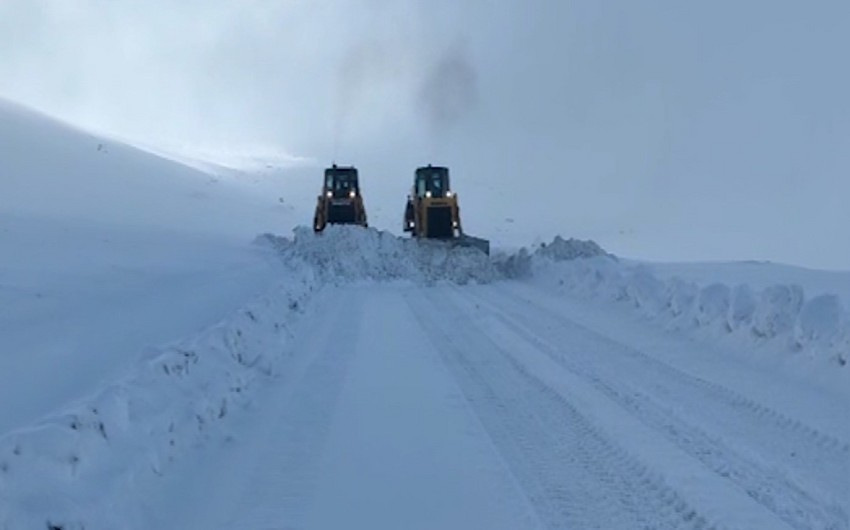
[
  {"left": 536, "top": 235, "right": 612, "bottom": 262},
  {"left": 492, "top": 234, "right": 612, "bottom": 278},
  {"left": 0, "top": 269, "right": 318, "bottom": 529},
  {"left": 524, "top": 250, "right": 850, "bottom": 369}
]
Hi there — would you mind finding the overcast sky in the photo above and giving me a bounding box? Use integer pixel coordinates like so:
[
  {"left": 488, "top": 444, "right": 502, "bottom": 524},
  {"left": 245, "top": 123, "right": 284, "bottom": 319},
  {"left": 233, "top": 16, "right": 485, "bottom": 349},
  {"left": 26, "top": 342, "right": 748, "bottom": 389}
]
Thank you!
[{"left": 1, "top": 0, "right": 849, "bottom": 268}]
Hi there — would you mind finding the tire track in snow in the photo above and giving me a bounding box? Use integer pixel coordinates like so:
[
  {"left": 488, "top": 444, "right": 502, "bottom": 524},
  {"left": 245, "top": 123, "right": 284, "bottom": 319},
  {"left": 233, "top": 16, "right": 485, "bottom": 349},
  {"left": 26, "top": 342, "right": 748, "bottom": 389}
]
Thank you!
[
  {"left": 460, "top": 285, "right": 848, "bottom": 530},
  {"left": 493, "top": 284, "right": 850, "bottom": 459},
  {"left": 407, "top": 289, "right": 714, "bottom": 530}
]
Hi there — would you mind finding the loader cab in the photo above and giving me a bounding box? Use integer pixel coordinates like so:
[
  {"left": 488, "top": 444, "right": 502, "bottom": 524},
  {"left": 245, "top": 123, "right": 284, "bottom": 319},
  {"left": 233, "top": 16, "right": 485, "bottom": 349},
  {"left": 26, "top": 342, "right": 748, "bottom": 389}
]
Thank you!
[
  {"left": 324, "top": 165, "right": 361, "bottom": 199},
  {"left": 414, "top": 165, "right": 451, "bottom": 199},
  {"left": 314, "top": 164, "right": 368, "bottom": 231}
]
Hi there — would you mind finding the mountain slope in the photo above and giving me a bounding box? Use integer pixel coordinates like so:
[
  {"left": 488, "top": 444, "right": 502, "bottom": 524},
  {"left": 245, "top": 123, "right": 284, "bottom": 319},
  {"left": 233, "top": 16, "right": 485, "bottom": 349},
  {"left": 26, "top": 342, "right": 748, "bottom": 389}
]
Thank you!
[
  {"left": 0, "top": 97, "right": 295, "bottom": 235},
  {"left": 0, "top": 99, "right": 288, "bottom": 436}
]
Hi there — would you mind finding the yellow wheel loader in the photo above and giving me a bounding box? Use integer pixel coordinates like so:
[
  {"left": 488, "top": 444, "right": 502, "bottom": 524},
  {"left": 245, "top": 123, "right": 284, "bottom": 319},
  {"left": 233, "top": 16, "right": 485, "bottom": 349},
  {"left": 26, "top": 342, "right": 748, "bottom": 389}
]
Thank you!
[
  {"left": 403, "top": 165, "right": 489, "bottom": 254},
  {"left": 314, "top": 164, "right": 368, "bottom": 232}
]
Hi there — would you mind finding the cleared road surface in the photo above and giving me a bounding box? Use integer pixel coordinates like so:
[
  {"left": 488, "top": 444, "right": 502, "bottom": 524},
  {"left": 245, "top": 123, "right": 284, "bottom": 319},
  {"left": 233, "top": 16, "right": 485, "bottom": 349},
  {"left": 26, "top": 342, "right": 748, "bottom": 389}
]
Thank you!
[{"left": 153, "top": 283, "right": 849, "bottom": 530}]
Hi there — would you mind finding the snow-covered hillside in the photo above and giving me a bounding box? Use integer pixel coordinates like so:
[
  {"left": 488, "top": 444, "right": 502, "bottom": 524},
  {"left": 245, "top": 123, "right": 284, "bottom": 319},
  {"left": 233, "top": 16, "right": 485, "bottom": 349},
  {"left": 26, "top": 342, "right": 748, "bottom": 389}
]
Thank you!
[
  {"left": 0, "top": 99, "right": 299, "bottom": 437},
  {"left": 0, "top": 98, "right": 299, "bottom": 235},
  {"left": 1, "top": 101, "right": 848, "bottom": 529}
]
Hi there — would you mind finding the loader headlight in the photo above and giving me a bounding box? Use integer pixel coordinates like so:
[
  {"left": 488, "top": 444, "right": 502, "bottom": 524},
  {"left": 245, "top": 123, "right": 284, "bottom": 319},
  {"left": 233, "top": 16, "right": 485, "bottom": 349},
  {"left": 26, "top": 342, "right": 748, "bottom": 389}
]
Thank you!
[
  {"left": 326, "top": 191, "right": 332, "bottom": 198},
  {"left": 349, "top": 190, "right": 356, "bottom": 198},
  {"left": 452, "top": 221, "right": 459, "bottom": 228},
  {"left": 446, "top": 191, "right": 453, "bottom": 198},
  {"left": 425, "top": 191, "right": 432, "bottom": 198},
  {"left": 408, "top": 221, "right": 414, "bottom": 228}
]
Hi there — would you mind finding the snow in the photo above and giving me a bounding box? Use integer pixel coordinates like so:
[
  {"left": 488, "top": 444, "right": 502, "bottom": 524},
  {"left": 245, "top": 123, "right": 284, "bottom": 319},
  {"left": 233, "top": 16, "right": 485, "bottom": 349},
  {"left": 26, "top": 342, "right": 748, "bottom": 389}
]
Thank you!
[
  {"left": 0, "top": 272, "right": 318, "bottom": 529},
  {"left": 0, "top": 99, "right": 312, "bottom": 527},
  {"left": 647, "top": 260, "right": 850, "bottom": 305},
  {"left": 521, "top": 248, "right": 850, "bottom": 374},
  {"left": 450, "top": 291, "right": 793, "bottom": 529},
  {"left": 454, "top": 282, "right": 849, "bottom": 529},
  {"left": 152, "top": 285, "right": 541, "bottom": 530},
  {"left": 535, "top": 235, "right": 612, "bottom": 262},
  {"left": 259, "top": 225, "right": 497, "bottom": 285},
  {"left": 1, "top": 99, "right": 849, "bottom": 529},
  {"left": 0, "top": 100, "right": 297, "bottom": 438},
  {"left": 0, "top": 215, "right": 287, "bottom": 433}
]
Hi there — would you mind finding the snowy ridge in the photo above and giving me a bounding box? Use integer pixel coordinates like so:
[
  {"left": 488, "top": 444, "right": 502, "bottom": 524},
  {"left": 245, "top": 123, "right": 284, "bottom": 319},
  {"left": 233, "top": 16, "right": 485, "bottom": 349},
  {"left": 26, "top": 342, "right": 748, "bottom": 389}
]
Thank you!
[
  {"left": 525, "top": 253, "right": 850, "bottom": 370},
  {"left": 0, "top": 270, "right": 318, "bottom": 529}
]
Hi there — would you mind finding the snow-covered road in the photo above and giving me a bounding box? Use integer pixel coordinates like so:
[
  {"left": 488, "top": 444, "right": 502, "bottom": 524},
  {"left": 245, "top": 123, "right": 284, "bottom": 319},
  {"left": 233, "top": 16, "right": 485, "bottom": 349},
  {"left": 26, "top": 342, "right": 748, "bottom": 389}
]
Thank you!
[
  {"left": 150, "top": 282, "right": 848, "bottom": 530},
  {"left": 3, "top": 97, "right": 848, "bottom": 530}
]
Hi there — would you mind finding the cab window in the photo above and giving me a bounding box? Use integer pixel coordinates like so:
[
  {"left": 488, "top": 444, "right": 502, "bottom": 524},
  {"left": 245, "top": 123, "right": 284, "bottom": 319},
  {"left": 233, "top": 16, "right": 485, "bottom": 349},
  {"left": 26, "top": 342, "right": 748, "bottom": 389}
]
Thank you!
[
  {"left": 416, "top": 177, "right": 427, "bottom": 197},
  {"left": 336, "top": 175, "right": 356, "bottom": 191},
  {"left": 431, "top": 174, "right": 444, "bottom": 195}
]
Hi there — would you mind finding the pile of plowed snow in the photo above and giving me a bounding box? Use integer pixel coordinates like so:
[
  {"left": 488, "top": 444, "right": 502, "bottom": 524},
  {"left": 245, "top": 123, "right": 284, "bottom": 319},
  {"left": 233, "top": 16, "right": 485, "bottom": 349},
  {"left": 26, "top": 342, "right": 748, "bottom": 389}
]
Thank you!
[
  {"left": 493, "top": 235, "right": 613, "bottom": 278},
  {"left": 258, "top": 225, "right": 499, "bottom": 284},
  {"left": 526, "top": 252, "right": 850, "bottom": 369}
]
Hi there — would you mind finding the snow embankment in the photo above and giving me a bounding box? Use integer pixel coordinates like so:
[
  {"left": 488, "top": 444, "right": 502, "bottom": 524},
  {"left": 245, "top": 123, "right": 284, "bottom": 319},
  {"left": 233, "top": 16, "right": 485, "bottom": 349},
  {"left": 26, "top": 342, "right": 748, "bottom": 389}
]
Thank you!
[
  {"left": 0, "top": 267, "right": 318, "bottom": 529},
  {"left": 513, "top": 240, "right": 850, "bottom": 370}
]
